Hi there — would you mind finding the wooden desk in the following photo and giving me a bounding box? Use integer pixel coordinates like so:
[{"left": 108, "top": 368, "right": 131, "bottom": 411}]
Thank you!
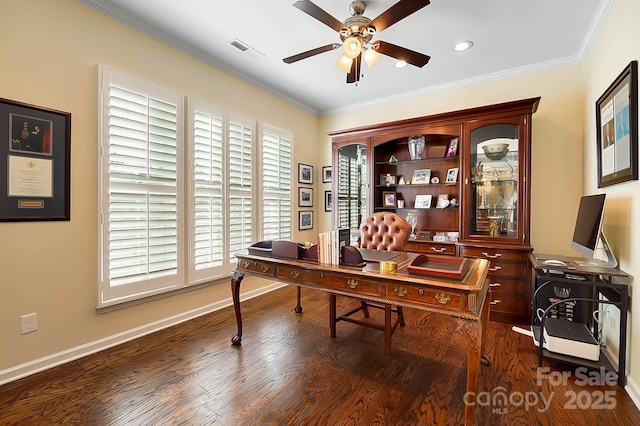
[{"left": 231, "top": 250, "right": 491, "bottom": 425}]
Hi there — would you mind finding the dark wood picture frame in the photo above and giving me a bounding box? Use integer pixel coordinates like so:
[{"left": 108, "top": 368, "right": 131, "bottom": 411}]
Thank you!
[
  {"left": 324, "top": 190, "right": 332, "bottom": 212},
  {"left": 298, "top": 187, "right": 313, "bottom": 207},
  {"left": 299, "top": 210, "right": 313, "bottom": 230},
  {"left": 0, "top": 97, "right": 71, "bottom": 221},
  {"left": 596, "top": 60, "right": 638, "bottom": 188},
  {"left": 298, "top": 163, "right": 313, "bottom": 184},
  {"left": 322, "top": 165, "right": 332, "bottom": 183},
  {"left": 382, "top": 191, "right": 396, "bottom": 207}
]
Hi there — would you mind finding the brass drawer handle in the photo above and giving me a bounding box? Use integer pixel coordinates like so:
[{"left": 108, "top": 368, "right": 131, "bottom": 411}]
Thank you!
[
  {"left": 242, "top": 261, "right": 249, "bottom": 268},
  {"left": 261, "top": 265, "right": 269, "bottom": 273},
  {"left": 431, "top": 247, "right": 446, "bottom": 253},
  {"left": 489, "top": 266, "right": 502, "bottom": 272},
  {"left": 291, "top": 270, "right": 299, "bottom": 279},
  {"left": 347, "top": 279, "right": 359, "bottom": 289},
  {"left": 395, "top": 287, "right": 408, "bottom": 297},
  {"left": 490, "top": 299, "right": 501, "bottom": 305},
  {"left": 489, "top": 282, "right": 502, "bottom": 287},
  {"left": 435, "top": 293, "right": 451, "bottom": 304},
  {"left": 482, "top": 252, "right": 501, "bottom": 259}
]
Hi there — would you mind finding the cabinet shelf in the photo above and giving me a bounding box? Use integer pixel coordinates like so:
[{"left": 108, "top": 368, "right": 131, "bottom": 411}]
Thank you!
[
  {"left": 475, "top": 180, "right": 517, "bottom": 186},
  {"left": 375, "top": 156, "right": 458, "bottom": 166}
]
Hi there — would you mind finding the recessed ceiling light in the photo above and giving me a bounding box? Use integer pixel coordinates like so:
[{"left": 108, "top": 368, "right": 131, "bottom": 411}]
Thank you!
[
  {"left": 394, "top": 60, "right": 407, "bottom": 69},
  {"left": 453, "top": 41, "right": 473, "bottom": 52}
]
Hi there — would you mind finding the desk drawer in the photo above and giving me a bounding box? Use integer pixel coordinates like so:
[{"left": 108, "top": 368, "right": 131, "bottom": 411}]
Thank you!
[
  {"left": 487, "top": 261, "right": 528, "bottom": 278},
  {"left": 276, "top": 267, "right": 382, "bottom": 297},
  {"left": 407, "top": 241, "right": 456, "bottom": 256},
  {"left": 237, "top": 259, "right": 275, "bottom": 277},
  {"left": 459, "top": 246, "right": 527, "bottom": 263},
  {"left": 385, "top": 286, "right": 463, "bottom": 311},
  {"left": 488, "top": 291, "right": 528, "bottom": 315},
  {"left": 487, "top": 277, "right": 527, "bottom": 295}
]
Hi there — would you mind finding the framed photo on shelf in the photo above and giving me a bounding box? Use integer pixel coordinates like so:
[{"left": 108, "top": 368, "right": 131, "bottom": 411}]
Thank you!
[
  {"left": 414, "top": 194, "right": 432, "bottom": 209},
  {"left": 446, "top": 167, "right": 459, "bottom": 183},
  {"left": 596, "top": 60, "right": 638, "bottom": 188},
  {"left": 1, "top": 97, "right": 71, "bottom": 221},
  {"left": 436, "top": 194, "right": 450, "bottom": 209},
  {"left": 382, "top": 191, "right": 396, "bottom": 207},
  {"left": 298, "top": 163, "right": 313, "bottom": 184},
  {"left": 298, "top": 187, "right": 313, "bottom": 207},
  {"left": 299, "top": 210, "right": 313, "bottom": 230},
  {"left": 322, "top": 165, "right": 332, "bottom": 183},
  {"left": 324, "top": 190, "right": 332, "bottom": 211},
  {"left": 445, "top": 137, "right": 459, "bottom": 157},
  {"left": 380, "top": 173, "right": 397, "bottom": 186},
  {"left": 411, "top": 169, "right": 431, "bottom": 184}
]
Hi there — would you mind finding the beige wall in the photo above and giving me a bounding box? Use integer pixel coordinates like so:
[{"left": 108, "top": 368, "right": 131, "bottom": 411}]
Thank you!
[
  {"left": 318, "top": 66, "right": 586, "bottom": 256},
  {"left": 582, "top": 0, "right": 640, "bottom": 395},
  {"left": 0, "top": 0, "right": 319, "bottom": 374},
  {"left": 2, "top": 0, "right": 638, "bottom": 399}
]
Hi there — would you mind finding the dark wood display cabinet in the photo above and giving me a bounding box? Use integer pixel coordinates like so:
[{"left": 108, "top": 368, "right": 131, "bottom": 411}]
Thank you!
[{"left": 330, "top": 97, "right": 540, "bottom": 323}]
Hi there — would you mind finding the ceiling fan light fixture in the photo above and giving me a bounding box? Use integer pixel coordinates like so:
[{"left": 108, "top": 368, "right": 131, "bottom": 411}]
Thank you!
[
  {"left": 342, "top": 36, "right": 362, "bottom": 59},
  {"left": 394, "top": 60, "right": 408, "bottom": 69},
  {"left": 336, "top": 55, "right": 353, "bottom": 73},
  {"left": 363, "top": 46, "right": 381, "bottom": 69}
]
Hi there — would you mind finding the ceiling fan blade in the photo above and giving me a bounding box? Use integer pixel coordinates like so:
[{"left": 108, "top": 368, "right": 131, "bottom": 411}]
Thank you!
[
  {"left": 375, "top": 40, "right": 431, "bottom": 68},
  {"left": 293, "top": 0, "right": 346, "bottom": 33},
  {"left": 368, "top": 0, "right": 430, "bottom": 33},
  {"left": 347, "top": 55, "right": 361, "bottom": 84},
  {"left": 283, "top": 43, "right": 341, "bottom": 64}
]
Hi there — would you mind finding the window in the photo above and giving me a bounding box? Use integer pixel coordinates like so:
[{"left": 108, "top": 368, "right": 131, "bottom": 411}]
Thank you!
[
  {"left": 188, "top": 99, "right": 255, "bottom": 283},
  {"left": 99, "top": 67, "right": 293, "bottom": 308},
  {"left": 98, "top": 67, "right": 185, "bottom": 307}
]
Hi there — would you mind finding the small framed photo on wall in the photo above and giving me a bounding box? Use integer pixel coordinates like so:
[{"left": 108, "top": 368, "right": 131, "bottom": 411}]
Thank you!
[
  {"left": 324, "top": 190, "right": 332, "bottom": 212},
  {"left": 322, "top": 166, "right": 332, "bottom": 183},
  {"left": 298, "top": 163, "right": 313, "bottom": 184},
  {"left": 299, "top": 210, "right": 313, "bottom": 230},
  {"left": 298, "top": 187, "right": 313, "bottom": 207}
]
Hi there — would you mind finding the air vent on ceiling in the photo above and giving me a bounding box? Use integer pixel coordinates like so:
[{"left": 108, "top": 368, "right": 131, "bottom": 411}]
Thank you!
[{"left": 229, "top": 38, "right": 265, "bottom": 59}]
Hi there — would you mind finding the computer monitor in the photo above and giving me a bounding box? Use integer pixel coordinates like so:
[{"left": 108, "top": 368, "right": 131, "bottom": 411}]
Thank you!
[{"left": 570, "top": 194, "right": 617, "bottom": 268}]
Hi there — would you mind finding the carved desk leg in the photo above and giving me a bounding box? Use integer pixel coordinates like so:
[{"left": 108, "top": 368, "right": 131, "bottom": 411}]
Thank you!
[
  {"left": 231, "top": 270, "right": 245, "bottom": 345},
  {"left": 295, "top": 287, "right": 303, "bottom": 313}
]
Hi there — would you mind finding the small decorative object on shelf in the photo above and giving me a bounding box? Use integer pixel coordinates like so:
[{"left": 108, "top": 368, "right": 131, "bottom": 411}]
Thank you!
[
  {"left": 446, "top": 167, "right": 459, "bottom": 183},
  {"left": 388, "top": 154, "right": 398, "bottom": 164},
  {"left": 406, "top": 211, "right": 418, "bottom": 239},
  {"left": 380, "top": 174, "right": 396, "bottom": 186},
  {"left": 415, "top": 194, "right": 432, "bottom": 209},
  {"left": 436, "top": 194, "right": 450, "bottom": 209},
  {"left": 431, "top": 176, "right": 439, "bottom": 184},
  {"left": 445, "top": 137, "right": 459, "bottom": 157},
  {"left": 382, "top": 191, "right": 396, "bottom": 207},
  {"left": 398, "top": 176, "right": 406, "bottom": 185},
  {"left": 408, "top": 135, "right": 426, "bottom": 160}
]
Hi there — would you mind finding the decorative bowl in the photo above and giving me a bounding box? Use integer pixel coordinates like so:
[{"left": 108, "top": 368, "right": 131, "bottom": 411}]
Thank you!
[{"left": 482, "top": 143, "right": 509, "bottom": 160}]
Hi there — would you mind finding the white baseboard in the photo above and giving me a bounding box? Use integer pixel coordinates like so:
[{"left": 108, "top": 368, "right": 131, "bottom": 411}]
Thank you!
[
  {"left": 0, "top": 282, "right": 285, "bottom": 386},
  {"left": 626, "top": 375, "right": 640, "bottom": 411}
]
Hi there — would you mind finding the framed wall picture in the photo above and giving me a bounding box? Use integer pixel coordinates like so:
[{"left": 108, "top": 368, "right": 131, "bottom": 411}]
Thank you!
[
  {"left": 324, "top": 190, "right": 332, "bottom": 212},
  {"left": 298, "top": 163, "right": 313, "bottom": 184},
  {"left": 0, "top": 97, "right": 71, "bottom": 221},
  {"left": 596, "top": 60, "right": 638, "bottom": 188},
  {"left": 322, "top": 165, "right": 332, "bottom": 183},
  {"left": 414, "top": 194, "right": 432, "bottom": 209},
  {"left": 445, "top": 137, "right": 459, "bottom": 157},
  {"left": 299, "top": 210, "right": 313, "bottom": 230},
  {"left": 446, "top": 167, "right": 459, "bottom": 183},
  {"left": 382, "top": 191, "right": 396, "bottom": 207},
  {"left": 298, "top": 187, "right": 313, "bottom": 207},
  {"left": 411, "top": 169, "right": 431, "bottom": 184}
]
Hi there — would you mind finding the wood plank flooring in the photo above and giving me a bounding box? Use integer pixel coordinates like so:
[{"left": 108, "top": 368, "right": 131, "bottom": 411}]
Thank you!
[{"left": 1, "top": 285, "right": 639, "bottom": 425}]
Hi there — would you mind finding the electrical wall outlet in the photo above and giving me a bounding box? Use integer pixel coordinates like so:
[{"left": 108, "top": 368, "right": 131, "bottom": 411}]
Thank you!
[{"left": 20, "top": 313, "right": 38, "bottom": 334}]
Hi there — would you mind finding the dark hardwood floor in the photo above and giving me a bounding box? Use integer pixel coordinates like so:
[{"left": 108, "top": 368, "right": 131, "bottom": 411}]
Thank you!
[{"left": 1, "top": 285, "right": 638, "bottom": 425}]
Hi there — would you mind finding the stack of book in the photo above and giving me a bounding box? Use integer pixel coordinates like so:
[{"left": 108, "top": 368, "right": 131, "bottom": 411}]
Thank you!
[{"left": 317, "top": 229, "right": 350, "bottom": 265}]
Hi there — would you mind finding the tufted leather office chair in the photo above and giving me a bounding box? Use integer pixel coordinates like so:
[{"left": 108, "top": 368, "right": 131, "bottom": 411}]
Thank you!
[{"left": 329, "top": 212, "right": 412, "bottom": 354}]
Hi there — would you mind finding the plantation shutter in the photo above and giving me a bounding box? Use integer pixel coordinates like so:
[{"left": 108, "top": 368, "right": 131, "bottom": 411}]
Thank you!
[
  {"left": 261, "top": 127, "right": 292, "bottom": 241},
  {"left": 228, "top": 119, "right": 254, "bottom": 264}
]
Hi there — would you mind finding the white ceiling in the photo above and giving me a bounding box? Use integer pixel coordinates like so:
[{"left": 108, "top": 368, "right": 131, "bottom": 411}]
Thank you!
[{"left": 77, "top": 0, "right": 611, "bottom": 116}]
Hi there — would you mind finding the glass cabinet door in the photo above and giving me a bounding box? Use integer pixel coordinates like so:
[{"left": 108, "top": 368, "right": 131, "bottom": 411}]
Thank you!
[
  {"left": 334, "top": 143, "right": 367, "bottom": 230},
  {"left": 468, "top": 122, "right": 522, "bottom": 240}
]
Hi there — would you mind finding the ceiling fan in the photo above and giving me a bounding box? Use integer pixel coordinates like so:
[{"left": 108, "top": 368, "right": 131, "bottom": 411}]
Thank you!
[{"left": 283, "top": 0, "right": 431, "bottom": 84}]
